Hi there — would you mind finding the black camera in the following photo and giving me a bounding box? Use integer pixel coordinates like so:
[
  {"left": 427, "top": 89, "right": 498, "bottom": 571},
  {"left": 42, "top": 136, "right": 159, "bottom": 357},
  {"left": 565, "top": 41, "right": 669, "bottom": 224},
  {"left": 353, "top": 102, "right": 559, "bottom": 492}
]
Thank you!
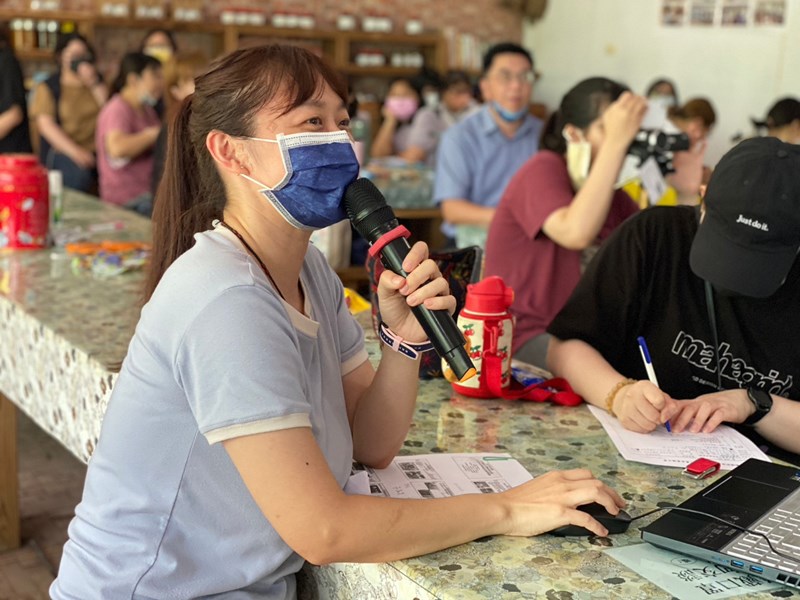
[
  {"left": 627, "top": 129, "right": 691, "bottom": 175},
  {"left": 69, "top": 55, "right": 95, "bottom": 74}
]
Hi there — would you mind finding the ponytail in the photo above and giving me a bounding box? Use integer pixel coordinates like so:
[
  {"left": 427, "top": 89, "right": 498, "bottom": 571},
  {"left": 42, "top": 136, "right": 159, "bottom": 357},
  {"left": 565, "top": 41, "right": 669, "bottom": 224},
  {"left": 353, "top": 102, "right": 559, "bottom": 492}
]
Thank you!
[{"left": 145, "top": 95, "right": 225, "bottom": 302}]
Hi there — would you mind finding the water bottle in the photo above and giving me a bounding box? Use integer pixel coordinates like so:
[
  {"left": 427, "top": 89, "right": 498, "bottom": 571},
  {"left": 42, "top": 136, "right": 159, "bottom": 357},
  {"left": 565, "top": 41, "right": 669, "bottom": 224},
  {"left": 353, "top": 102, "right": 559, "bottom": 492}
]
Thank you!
[{"left": 445, "top": 276, "right": 515, "bottom": 397}]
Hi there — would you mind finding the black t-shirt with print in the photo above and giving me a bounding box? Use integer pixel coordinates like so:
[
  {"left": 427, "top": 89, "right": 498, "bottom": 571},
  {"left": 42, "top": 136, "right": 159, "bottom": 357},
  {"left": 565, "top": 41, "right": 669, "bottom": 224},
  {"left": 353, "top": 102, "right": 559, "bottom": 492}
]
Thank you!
[{"left": 548, "top": 206, "right": 800, "bottom": 462}]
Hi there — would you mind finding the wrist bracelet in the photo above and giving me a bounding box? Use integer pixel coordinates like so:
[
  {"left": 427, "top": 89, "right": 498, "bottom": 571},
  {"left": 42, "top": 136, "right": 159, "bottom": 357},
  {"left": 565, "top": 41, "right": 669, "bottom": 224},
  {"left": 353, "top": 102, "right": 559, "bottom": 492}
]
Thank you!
[
  {"left": 604, "top": 378, "right": 636, "bottom": 417},
  {"left": 378, "top": 322, "right": 434, "bottom": 361}
]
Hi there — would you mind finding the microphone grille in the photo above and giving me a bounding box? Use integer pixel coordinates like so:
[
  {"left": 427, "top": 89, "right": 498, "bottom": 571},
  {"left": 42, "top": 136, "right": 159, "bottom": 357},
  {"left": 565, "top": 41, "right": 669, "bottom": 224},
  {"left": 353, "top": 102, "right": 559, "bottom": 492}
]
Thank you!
[
  {"left": 343, "top": 178, "right": 386, "bottom": 221},
  {"left": 344, "top": 178, "right": 399, "bottom": 242}
]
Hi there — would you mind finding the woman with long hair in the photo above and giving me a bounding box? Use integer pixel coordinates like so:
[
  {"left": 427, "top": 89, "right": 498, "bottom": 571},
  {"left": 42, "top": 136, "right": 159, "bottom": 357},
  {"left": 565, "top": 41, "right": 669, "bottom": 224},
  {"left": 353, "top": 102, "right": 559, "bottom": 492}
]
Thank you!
[{"left": 52, "top": 46, "right": 623, "bottom": 599}]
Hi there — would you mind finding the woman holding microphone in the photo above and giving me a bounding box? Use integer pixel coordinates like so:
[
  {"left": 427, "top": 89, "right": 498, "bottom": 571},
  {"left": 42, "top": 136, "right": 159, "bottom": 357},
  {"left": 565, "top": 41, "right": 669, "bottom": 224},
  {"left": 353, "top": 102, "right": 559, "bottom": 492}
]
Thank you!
[{"left": 52, "top": 45, "right": 623, "bottom": 599}]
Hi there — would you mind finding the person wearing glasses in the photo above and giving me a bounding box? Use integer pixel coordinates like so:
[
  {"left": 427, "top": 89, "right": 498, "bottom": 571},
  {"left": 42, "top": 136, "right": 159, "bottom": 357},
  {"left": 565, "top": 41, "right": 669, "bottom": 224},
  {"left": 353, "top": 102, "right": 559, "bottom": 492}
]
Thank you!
[
  {"left": 433, "top": 42, "right": 542, "bottom": 249},
  {"left": 484, "top": 78, "right": 645, "bottom": 368}
]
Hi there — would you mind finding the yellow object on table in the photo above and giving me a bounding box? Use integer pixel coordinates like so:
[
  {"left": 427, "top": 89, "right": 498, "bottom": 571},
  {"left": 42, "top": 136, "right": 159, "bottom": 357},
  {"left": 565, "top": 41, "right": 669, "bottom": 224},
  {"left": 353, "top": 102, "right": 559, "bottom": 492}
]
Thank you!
[{"left": 344, "top": 287, "right": 371, "bottom": 314}]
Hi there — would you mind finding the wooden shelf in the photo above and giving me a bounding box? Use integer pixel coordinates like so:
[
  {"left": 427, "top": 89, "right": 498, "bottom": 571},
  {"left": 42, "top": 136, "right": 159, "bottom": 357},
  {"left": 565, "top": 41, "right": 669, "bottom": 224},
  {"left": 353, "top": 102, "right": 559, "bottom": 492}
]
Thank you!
[
  {"left": 14, "top": 48, "right": 54, "bottom": 60},
  {"left": 341, "top": 31, "right": 441, "bottom": 45},
  {"left": 6, "top": 9, "right": 449, "bottom": 86},
  {"left": 340, "top": 65, "right": 427, "bottom": 77},
  {"left": 0, "top": 9, "right": 88, "bottom": 21},
  {"left": 88, "top": 16, "right": 224, "bottom": 32},
  {"left": 232, "top": 24, "right": 336, "bottom": 41}
]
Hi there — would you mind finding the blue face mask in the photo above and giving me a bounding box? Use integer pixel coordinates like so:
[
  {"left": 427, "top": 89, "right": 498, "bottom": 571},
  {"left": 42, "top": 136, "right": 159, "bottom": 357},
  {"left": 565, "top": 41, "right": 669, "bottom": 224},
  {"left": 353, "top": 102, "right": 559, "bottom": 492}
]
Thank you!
[
  {"left": 240, "top": 130, "right": 360, "bottom": 230},
  {"left": 492, "top": 102, "right": 529, "bottom": 123}
]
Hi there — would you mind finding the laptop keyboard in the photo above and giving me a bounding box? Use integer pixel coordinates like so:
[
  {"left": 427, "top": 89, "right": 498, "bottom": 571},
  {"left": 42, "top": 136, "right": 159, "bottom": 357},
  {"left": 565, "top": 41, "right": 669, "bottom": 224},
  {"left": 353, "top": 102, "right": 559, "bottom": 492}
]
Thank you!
[{"left": 724, "top": 492, "right": 800, "bottom": 573}]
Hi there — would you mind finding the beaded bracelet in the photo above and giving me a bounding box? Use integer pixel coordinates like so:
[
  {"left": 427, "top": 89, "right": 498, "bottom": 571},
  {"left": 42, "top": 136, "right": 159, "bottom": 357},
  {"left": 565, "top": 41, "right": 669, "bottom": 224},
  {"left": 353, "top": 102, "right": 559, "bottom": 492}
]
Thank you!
[
  {"left": 378, "top": 322, "right": 435, "bottom": 361},
  {"left": 604, "top": 378, "right": 637, "bottom": 417}
]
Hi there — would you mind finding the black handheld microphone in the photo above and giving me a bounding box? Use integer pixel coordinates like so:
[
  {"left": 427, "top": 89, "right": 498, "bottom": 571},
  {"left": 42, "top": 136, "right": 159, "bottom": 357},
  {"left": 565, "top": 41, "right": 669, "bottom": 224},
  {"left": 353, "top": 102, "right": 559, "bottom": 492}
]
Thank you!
[{"left": 344, "top": 178, "right": 476, "bottom": 383}]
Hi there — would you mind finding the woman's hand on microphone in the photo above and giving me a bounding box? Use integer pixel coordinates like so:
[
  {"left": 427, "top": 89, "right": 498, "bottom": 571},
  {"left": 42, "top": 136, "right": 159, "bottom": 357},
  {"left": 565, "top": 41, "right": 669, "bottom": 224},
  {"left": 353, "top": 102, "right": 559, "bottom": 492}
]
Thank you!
[{"left": 377, "top": 241, "right": 456, "bottom": 344}]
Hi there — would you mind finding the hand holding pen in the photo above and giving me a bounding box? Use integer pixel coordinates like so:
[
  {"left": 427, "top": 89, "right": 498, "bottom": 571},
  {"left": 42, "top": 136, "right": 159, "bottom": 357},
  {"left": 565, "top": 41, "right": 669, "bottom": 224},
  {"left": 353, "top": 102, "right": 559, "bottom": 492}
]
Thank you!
[
  {"left": 636, "top": 336, "right": 677, "bottom": 434},
  {"left": 605, "top": 339, "right": 677, "bottom": 434}
]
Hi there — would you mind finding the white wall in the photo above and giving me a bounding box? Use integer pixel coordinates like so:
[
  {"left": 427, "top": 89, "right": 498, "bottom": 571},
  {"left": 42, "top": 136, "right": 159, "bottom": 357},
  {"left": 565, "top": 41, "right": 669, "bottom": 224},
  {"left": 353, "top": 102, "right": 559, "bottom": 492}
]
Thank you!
[{"left": 524, "top": 0, "right": 799, "bottom": 163}]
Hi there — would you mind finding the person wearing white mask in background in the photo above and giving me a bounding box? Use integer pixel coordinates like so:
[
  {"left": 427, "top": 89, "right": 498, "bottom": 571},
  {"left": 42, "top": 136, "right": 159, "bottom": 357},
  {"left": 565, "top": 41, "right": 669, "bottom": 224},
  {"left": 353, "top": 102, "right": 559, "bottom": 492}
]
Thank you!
[
  {"left": 95, "top": 52, "right": 163, "bottom": 213},
  {"left": 370, "top": 77, "right": 421, "bottom": 159},
  {"left": 434, "top": 42, "right": 542, "bottom": 249},
  {"left": 140, "top": 28, "right": 177, "bottom": 120},
  {"left": 752, "top": 97, "right": 800, "bottom": 144},
  {"left": 484, "top": 77, "right": 645, "bottom": 368},
  {"left": 140, "top": 28, "right": 178, "bottom": 65},
  {"left": 645, "top": 77, "right": 679, "bottom": 110}
]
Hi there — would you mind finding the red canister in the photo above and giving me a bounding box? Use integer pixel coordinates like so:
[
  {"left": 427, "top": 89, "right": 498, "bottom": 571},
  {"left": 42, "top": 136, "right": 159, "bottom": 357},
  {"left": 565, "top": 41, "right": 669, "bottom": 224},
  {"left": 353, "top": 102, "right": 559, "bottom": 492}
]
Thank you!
[{"left": 0, "top": 154, "right": 49, "bottom": 249}]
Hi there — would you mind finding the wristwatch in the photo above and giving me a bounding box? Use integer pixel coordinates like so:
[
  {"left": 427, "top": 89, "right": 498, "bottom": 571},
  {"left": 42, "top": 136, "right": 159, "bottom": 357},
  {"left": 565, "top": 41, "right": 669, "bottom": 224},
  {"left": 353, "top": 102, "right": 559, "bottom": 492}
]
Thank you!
[{"left": 743, "top": 387, "right": 773, "bottom": 426}]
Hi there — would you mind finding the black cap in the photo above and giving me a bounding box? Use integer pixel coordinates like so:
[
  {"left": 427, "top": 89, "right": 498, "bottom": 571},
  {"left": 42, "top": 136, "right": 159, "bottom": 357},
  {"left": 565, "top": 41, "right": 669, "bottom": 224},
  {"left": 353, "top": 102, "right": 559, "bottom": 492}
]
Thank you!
[
  {"left": 751, "top": 97, "right": 800, "bottom": 130},
  {"left": 690, "top": 137, "right": 800, "bottom": 298}
]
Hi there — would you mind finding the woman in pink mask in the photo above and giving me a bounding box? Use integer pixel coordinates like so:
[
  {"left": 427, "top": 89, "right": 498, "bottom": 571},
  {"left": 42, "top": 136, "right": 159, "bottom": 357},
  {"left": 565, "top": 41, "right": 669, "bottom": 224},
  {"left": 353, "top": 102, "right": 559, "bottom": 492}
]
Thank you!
[{"left": 371, "top": 77, "right": 421, "bottom": 159}]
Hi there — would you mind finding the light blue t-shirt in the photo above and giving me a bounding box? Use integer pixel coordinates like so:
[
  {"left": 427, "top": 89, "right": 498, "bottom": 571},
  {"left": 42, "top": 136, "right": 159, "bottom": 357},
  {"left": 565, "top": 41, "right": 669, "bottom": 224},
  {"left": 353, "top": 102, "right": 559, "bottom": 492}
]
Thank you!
[
  {"left": 51, "top": 227, "right": 367, "bottom": 600},
  {"left": 433, "top": 105, "right": 542, "bottom": 240}
]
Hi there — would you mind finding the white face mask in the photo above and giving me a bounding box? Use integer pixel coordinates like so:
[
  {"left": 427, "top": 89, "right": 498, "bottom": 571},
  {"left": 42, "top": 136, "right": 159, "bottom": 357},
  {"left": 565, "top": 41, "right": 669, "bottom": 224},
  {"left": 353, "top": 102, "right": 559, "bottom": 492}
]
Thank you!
[
  {"left": 648, "top": 94, "right": 677, "bottom": 109},
  {"left": 423, "top": 91, "right": 440, "bottom": 109},
  {"left": 564, "top": 129, "right": 591, "bottom": 189}
]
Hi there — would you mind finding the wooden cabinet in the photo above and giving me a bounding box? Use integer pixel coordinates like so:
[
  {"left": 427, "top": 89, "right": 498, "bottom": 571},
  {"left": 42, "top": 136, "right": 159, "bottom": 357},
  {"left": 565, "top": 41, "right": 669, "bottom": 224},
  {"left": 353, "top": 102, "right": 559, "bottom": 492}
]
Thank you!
[{"left": 0, "top": 9, "right": 447, "bottom": 87}]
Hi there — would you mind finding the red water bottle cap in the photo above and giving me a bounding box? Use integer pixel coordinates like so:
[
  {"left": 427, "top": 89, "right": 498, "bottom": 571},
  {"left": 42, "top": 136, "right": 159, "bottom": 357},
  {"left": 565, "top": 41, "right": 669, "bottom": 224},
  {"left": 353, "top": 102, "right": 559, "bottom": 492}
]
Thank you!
[{"left": 463, "top": 276, "right": 514, "bottom": 315}]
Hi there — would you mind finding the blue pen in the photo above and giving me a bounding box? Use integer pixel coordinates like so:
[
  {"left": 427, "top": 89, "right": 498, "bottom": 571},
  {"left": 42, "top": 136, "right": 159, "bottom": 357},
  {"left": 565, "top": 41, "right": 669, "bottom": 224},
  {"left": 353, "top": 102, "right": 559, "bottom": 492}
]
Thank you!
[{"left": 637, "top": 336, "right": 671, "bottom": 433}]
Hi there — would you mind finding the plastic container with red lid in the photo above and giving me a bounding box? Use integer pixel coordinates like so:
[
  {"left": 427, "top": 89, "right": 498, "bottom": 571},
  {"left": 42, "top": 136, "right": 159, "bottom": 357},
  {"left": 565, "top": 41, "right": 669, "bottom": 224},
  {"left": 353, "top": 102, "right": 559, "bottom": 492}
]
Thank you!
[{"left": 0, "top": 153, "right": 49, "bottom": 249}]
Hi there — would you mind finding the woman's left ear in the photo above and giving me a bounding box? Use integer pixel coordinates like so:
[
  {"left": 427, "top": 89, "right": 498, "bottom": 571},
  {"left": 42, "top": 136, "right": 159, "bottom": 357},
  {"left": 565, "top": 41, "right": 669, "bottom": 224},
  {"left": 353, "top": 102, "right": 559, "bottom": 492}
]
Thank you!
[
  {"left": 562, "top": 124, "right": 583, "bottom": 143},
  {"left": 206, "top": 131, "right": 249, "bottom": 176}
]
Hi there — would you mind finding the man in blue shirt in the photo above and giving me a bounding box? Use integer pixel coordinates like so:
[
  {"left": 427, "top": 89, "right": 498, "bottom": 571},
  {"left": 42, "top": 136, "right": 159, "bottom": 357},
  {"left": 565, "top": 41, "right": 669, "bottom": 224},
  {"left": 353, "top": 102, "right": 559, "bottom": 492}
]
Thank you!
[{"left": 434, "top": 42, "right": 542, "bottom": 248}]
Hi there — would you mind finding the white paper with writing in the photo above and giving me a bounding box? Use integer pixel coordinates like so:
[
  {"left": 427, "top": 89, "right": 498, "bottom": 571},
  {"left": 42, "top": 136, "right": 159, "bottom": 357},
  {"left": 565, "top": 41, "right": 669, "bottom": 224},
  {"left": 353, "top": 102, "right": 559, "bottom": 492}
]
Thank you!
[{"left": 587, "top": 405, "right": 771, "bottom": 471}]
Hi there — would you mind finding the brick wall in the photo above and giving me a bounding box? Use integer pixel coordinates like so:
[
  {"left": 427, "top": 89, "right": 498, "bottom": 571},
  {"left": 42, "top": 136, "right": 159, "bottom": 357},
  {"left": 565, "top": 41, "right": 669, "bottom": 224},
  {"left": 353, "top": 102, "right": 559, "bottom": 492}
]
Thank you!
[{"left": 0, "top": 0, "right": 523, "bottom": 45}]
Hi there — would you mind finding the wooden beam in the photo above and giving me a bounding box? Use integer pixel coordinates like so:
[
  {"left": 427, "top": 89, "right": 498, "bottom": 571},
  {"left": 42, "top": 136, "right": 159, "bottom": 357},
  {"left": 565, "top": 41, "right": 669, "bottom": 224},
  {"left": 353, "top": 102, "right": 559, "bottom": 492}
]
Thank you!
[{"left": 0, "top": 393, "right": 20, "bottom": 551}]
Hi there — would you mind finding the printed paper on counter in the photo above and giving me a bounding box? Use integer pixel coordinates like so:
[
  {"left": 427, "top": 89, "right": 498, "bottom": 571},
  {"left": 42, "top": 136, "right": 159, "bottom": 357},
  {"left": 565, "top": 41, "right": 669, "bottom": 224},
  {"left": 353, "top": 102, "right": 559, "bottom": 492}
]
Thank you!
[{"left": 350, "top": 453, "right": 533, "bottom": 499}]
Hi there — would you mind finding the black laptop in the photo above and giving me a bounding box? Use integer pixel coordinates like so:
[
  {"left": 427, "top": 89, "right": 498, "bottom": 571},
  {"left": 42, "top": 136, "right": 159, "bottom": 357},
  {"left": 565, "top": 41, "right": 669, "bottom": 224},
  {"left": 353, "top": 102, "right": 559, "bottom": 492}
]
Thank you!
[{"left": 642, "top": 459, "right": 800, "bottom": 588}]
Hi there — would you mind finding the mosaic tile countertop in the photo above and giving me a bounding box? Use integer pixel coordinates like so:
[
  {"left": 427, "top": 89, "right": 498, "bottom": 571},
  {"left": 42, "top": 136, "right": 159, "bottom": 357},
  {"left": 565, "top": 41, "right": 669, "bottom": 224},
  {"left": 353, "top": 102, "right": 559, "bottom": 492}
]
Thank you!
[
  {"left": 305, "top": 372, "right": 797, "bottom": 600},
  {"left": 1, "top": 191, "right": 793, "bottom": 598},
  {"left": 0, "top": 190, "right": 148, "bottom": 461}
]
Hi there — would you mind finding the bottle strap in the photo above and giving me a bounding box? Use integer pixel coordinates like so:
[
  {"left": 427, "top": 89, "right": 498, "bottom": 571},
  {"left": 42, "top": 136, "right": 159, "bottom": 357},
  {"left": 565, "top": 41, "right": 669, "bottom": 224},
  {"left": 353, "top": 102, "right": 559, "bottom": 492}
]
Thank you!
[{"left": 482, "top": 351, "right": 583, "bottom": 406}]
